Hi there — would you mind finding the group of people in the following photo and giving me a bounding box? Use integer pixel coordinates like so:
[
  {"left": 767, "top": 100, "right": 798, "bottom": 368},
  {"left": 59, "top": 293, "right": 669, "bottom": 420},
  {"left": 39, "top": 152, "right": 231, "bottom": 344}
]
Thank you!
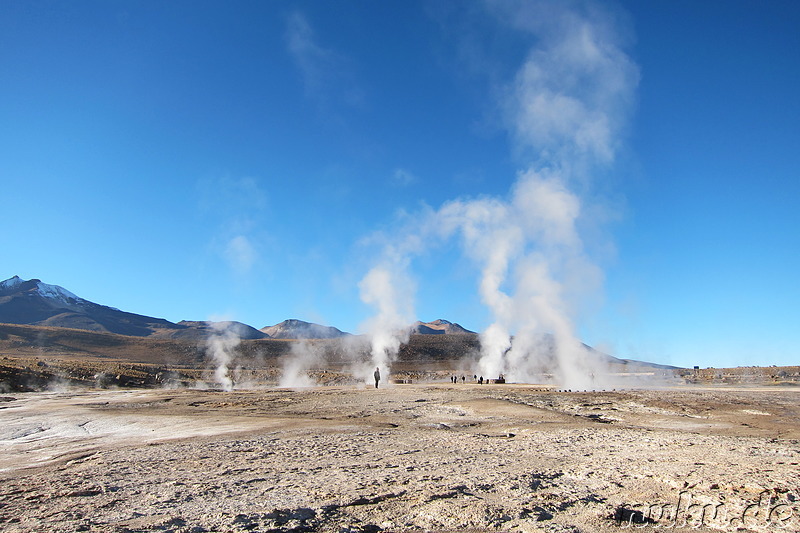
[
  {"left": 373, "top": 367, "right": 502, "bottom": 388},
  {"left": 450, "top": 374, "right": 496, "bottom": 384}
]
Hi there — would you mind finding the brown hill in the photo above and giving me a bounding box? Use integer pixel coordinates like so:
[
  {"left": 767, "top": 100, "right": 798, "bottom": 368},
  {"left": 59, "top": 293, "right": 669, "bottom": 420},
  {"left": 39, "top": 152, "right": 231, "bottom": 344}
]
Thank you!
[
  {"left": 260, "top": 319, "right": 349, "bottom": 339},
  {"left": 410, "top": 319, "right": 475, "bottom": 335}
]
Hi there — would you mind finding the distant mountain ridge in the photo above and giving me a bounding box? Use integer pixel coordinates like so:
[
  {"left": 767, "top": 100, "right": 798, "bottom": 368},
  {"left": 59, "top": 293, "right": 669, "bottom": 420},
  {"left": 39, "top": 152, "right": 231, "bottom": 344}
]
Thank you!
[
  {"left": 260, "top": 319, "right": 349, "bottom": 339},
  {"left": 0, "top": 276, "right": 677, "bottom": 370},
  {"left": 0, "top": 276, "right": 351, "bottom": 340},
  {"left": 411, "top": 319, "right": 475, "bottom": 335},
  {"left": 1, "top": 275, "right": 576, "bottom": 343}
]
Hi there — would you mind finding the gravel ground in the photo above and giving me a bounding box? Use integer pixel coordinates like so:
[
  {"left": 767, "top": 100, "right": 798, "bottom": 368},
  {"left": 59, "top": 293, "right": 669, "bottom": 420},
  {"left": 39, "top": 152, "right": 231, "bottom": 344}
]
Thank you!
[{"left": 1, "top": 384, "right": 798, "bottom": 532}]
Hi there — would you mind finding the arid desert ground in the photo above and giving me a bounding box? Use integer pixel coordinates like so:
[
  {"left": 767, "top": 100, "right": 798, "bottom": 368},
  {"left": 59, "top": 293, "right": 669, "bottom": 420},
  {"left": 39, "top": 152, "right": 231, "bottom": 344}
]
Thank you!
[{"left": 1, "top": 382, "right": 799, "bottom": 532}]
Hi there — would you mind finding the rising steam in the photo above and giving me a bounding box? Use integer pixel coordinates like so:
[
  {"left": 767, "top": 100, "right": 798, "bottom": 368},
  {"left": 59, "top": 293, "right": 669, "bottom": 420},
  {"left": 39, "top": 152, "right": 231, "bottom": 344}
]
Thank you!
[
  {"left": 278, "top": 339, "right": 324, "bottom": 388},
  {"left": 206, "top": 321, "right": 242, "bottom": 391},
  {"left": 356, "top": 263, "right": 415, "bottom": 385},
  {"left": 468, "top": 1, "right": 637, "bottom": 388},
  {"left": 356, "top": 0, "right": 638, "bottom": 388}
]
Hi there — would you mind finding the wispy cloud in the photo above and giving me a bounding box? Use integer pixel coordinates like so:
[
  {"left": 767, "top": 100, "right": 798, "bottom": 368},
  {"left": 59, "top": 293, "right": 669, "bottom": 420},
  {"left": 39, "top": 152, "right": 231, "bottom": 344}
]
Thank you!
[
  {"left": 285, "top": 11, "right": 364, "bottom": 109},
  {"left": 391, "top": 168, "right": 418, "bottom": 187},
  {"left": 285, "top": 11, "right": 333, "bottom": 96},
  {"left": 196, "top": 176, "right": 268, "bottom": 278},
  {"left": 225, "top": 235, "right": 257, "bottom": 275},
  {"left": 197, "top": 176, "right": 267, "bottom": 218}
]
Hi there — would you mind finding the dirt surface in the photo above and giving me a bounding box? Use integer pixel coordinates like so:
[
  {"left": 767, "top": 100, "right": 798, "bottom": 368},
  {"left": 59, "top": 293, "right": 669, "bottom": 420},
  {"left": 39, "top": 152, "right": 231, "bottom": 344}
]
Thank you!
[{"left": 1, "top": 383, "right": 799, "bottom": 532}]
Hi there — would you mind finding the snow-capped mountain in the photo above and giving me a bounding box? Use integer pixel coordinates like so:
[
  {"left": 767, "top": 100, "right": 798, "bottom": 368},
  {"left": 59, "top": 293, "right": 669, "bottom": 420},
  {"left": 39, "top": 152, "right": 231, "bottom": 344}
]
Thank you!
[
  {"left": 0, "top": 275, "right": 180, "bottom": 336},
  {"left": 1, "top": 275, "right": 84, "bottom": 309},
  {"left": 260, "top": 319, "right": 350, "bottom": 339}
]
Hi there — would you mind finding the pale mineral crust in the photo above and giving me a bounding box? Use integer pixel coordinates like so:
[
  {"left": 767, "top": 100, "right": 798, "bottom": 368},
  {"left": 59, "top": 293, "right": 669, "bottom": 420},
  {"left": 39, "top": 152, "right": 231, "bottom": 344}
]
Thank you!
[{"left": 1, "top": 385, "right": 798, "bottom": 532}]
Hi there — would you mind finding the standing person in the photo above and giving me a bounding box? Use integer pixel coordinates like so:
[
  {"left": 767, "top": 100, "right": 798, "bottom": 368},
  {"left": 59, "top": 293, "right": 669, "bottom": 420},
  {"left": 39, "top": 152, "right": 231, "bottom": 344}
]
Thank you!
[{"left": 374, "top": 367, "right": 381, "bottom": 389}]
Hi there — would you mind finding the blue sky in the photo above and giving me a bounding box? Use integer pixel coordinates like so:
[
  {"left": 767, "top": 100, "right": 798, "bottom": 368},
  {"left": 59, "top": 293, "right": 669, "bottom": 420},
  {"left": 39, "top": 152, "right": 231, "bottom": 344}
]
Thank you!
[{"left": 1, "top": 1, "right": 798, "bottom": 368}]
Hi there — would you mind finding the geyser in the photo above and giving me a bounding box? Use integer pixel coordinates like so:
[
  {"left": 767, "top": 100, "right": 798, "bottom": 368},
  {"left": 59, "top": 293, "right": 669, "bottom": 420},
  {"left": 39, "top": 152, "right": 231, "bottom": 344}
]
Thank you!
[
  {"left": 206, "top": 321, "right": 242, "bottom": 391},
  {"left": 355, "top": 0, "right": 638, "bottom": 389},
  {"left": 357, "top": 263, "right": 414, "bottom": 386}
]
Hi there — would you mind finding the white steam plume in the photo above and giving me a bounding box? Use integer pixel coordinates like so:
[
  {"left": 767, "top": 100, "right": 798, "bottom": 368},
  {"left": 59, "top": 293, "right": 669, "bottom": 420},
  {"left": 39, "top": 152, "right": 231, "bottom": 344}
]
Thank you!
[
  {"left": 206, "top": 321, "right": 242, "bottom": 391},
  {"left": 470, "top": 1, "right": 636, "bottom": 388},
  {"left": 358, "top": 1, "right": 637, "bottom": 389},
  {"left": 496, "top": 0, "right": 637, "bottom": 167},
  {"left": 278, "top": 339, "right": 324, "bottom": 388},
  {"left": 357, "top": 262, "right": 415, "bottom": 386}
]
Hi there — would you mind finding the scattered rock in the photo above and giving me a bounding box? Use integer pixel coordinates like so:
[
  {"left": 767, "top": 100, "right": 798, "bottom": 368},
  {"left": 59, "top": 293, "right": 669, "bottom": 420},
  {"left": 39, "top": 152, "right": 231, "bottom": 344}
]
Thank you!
[{"left": 0, "top": 386, "right": 798, "bottom": 532}]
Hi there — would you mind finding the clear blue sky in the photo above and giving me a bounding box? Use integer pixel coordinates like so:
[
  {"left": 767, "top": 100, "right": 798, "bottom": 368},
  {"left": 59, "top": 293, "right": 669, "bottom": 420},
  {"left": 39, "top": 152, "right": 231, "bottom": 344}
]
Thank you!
[{"left": 1, "top": 1, "right": 798, "bottom": 368}]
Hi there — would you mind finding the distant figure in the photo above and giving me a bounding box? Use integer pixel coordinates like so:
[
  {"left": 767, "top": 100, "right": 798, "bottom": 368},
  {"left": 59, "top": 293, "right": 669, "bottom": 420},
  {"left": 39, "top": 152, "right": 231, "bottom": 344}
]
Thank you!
[
  {"left": 479, "top": 376, "right": 483, "bottom": 385},
  {"left": 461, "top": 375, "right": 465, "bottom": 383},
  {"left": 374, "top": 367, "right": 381, "bottom": 389}
]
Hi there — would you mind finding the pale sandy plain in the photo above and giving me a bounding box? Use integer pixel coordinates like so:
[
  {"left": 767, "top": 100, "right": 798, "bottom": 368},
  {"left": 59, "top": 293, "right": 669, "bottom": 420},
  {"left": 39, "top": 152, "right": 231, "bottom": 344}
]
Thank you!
[{"left": 1, "top": 383, "right": 799, "bottom": 532}]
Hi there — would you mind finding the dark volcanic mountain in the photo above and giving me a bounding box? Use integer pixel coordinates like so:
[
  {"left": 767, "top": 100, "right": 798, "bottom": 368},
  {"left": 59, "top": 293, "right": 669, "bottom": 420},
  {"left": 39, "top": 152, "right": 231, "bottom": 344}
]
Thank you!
[
  {"left": 0, "top": 276, "right": 182, "bottom": 337},
  {"left": 411, "top": 319, "right": 475, "bottom": 335},
  {"left": 0, "top": 277, "right": 348, "bottom": 340},
  {"left": 260, "top": 319, "right": 349, "bottom": 339}
]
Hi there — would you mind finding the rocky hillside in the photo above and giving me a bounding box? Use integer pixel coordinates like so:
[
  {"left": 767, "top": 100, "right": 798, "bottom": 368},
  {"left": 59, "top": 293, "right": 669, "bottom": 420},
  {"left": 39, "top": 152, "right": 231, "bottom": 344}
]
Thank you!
[
  {"left": 410, "top": 319, "right": 475, "bottom": 335},
  {"left": 260, "top": 319, "right": 349, "bottom": 339}
]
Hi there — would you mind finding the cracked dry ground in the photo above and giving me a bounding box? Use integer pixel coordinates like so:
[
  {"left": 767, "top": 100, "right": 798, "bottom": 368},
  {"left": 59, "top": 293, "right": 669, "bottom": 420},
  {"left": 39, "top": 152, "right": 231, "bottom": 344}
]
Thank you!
[{"left": 1, "top": 385, "right": 799, "bottom": 532}]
